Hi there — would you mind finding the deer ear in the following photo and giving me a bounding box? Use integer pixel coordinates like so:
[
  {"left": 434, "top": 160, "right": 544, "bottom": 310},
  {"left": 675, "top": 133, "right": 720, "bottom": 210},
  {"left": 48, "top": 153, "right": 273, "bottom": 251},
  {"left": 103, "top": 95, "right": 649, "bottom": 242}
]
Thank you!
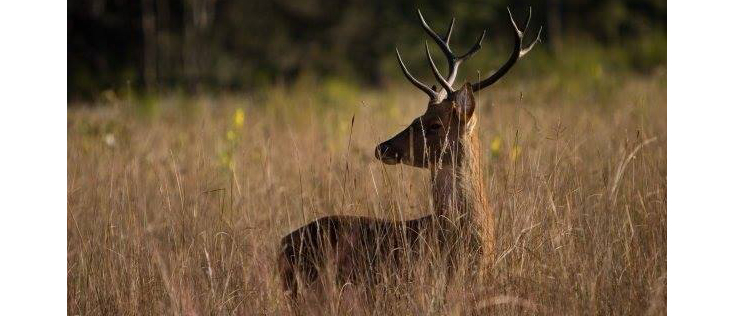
[{"left": 453, "top": 83, "right": 476, "bottom": 120}]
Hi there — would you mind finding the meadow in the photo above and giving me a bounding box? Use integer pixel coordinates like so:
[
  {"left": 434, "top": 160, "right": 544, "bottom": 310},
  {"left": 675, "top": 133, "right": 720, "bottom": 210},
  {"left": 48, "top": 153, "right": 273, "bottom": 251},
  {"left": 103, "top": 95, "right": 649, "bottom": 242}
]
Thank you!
[{"left": 68, "top": 66, "right": 666, "bottom": 314}]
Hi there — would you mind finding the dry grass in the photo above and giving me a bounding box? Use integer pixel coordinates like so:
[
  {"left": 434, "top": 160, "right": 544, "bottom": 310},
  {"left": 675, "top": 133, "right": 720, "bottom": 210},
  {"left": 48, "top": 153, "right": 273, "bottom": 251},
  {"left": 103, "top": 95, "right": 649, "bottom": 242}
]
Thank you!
[{"left": 68, "top": 71, "right": 666, "bottom": 315}]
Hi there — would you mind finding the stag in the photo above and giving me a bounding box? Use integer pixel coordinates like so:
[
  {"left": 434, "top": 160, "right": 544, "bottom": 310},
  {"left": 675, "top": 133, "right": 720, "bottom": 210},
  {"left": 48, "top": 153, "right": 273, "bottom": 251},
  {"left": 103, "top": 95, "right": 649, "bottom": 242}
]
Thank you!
[{"left": 278, "top": 8, "right": 541, "bottom": 303}]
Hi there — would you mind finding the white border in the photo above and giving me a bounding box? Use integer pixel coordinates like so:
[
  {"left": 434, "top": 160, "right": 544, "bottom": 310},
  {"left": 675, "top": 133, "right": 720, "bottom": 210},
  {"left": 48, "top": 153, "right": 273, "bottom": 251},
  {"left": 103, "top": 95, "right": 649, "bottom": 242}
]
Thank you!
[
  {"left": 668, "top": 0, "right": 755, "bottom": 314},
  {"left": 0, "top": 1, "right": 67, "bottom": 314},
  {"left": 2, "top": 0, "right": 755, "bottom": 314}
]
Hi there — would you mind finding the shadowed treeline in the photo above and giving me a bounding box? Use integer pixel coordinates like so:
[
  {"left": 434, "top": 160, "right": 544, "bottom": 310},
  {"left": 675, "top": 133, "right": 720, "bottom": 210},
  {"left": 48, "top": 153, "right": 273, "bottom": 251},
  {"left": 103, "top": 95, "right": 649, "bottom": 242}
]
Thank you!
[{"left": 68, "top": 0, "right": 666, "bottom": 100}]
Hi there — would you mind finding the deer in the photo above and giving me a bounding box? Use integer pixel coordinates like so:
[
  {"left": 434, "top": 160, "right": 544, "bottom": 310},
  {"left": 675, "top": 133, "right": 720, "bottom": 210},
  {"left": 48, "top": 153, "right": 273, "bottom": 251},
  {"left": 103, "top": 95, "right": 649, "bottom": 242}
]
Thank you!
[{"left": 278, "top": 8, "right": 541, "bottom": 304}]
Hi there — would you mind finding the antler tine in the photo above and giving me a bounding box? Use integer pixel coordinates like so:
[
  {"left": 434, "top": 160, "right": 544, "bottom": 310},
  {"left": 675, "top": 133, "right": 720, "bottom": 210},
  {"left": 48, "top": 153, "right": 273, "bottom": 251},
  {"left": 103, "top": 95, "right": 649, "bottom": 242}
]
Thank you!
[
  {"left": 457, "top": 30, "right": 486, "bottom": 61},
  {"left": 417, "top": 9, "right": 459, "bottom": 91},
  {"left": 417, "top": 10, "right": 455, "bottom": 63},
  {"left": 471, "top": 7, "right": 541, "bottom": 92},
  {"left": 425, "top": 42, "right": 453, "bottom": 95},
  {"left": 523, "top": 7, "right": 533, "bottom": 34},
  {"left": 396, "top": 48, "right": 439, "bottom": 102},
  {"left": 520, "top": 26, "right": 542, "bottom": 57},
  {"left": 444, "top": 18, "right": 455, "bottom": 44},
  {"left": 507, "top": 7, "right": 523, "bottom": 36},
  {"left": 444, "top": 30, "right": 486, "bottom": 87}
]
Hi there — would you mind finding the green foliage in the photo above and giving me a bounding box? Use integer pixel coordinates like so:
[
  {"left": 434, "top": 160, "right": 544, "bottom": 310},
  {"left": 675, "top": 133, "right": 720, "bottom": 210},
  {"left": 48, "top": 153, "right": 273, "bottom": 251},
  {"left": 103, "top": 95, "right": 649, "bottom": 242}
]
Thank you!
[
  {"left": 68, "top": 0, "right": 666, "bottom": 101},
  {"left": 319, "top": 77, "right": 361, "bottom": 110},
  {"left": 134, "top": 95, "right": 161, "bottom": 120}
]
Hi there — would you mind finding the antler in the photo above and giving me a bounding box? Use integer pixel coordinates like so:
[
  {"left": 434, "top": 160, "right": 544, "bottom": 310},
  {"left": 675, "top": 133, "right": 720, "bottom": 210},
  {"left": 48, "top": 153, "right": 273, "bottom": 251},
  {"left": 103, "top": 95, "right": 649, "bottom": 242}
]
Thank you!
[
  {"left": 396, "top": 8, "right": 540, "bottom": 101},
  {"left": 417, "top": 9, "right": 485, "bottom": 95},
  {"left": 471, "top": 7, "right": 542, "bottom": 92},
  {"left": 395, "top": 48, "right": 440, "bottom": 102}
]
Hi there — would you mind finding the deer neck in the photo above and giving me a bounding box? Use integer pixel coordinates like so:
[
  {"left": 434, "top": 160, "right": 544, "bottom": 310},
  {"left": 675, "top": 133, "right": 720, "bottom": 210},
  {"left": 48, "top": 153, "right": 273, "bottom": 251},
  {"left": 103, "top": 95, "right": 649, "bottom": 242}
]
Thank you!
[
  {"left": 430, "top": 115, "right": 494, "bottom": 272},
  {"left": 431, "top": 116, "right": 495, "bottom": 272},
  {"left": 430, "top": 116, "right": 490, "bottom": 224}
]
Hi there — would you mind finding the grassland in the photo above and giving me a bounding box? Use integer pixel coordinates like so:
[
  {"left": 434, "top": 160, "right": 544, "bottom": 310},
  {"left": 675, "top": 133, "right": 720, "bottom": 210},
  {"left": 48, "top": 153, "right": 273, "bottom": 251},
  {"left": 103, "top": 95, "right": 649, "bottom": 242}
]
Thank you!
[{"left": 67, "top": 68, "right": 666, "bottom": 314}]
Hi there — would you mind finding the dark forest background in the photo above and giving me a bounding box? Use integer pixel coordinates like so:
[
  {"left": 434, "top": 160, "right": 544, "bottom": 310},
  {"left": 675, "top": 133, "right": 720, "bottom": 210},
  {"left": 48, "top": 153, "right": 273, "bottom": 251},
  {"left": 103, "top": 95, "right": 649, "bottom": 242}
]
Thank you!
[{"left": 68, "top": 0, "right": 666, "bottom": 101}]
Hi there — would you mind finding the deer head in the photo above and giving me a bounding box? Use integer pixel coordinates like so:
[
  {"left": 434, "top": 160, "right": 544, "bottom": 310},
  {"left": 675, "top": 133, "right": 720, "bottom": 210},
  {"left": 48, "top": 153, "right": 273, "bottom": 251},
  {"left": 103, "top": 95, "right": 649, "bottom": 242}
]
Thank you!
[{"left": 375, "top": 8, "right": 541, "bottom": 168}]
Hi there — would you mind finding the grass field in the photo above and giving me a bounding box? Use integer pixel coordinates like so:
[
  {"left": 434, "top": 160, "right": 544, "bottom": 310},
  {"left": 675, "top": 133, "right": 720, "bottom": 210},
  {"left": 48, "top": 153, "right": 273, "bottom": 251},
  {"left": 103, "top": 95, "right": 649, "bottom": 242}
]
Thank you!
[{"left": 67, "top": 69, "right": 666, "bottom": 314}]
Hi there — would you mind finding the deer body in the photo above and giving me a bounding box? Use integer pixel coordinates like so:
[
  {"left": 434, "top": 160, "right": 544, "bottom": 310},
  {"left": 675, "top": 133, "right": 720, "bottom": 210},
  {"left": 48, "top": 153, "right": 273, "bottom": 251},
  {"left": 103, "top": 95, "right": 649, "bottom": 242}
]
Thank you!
[
  {"left": 279, "top": 214, "right": 436, "bottom": 297},
  {"left": 278, "top": 7, "right": 540, "bottom": 301}
]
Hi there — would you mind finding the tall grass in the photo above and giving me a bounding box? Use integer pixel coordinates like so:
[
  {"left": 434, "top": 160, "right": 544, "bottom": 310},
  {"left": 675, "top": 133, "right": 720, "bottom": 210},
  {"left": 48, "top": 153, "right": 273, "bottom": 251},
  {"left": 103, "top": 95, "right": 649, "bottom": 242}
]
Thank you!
[{"left": 68, "top": 70, "right": 666, "bottom": 314}]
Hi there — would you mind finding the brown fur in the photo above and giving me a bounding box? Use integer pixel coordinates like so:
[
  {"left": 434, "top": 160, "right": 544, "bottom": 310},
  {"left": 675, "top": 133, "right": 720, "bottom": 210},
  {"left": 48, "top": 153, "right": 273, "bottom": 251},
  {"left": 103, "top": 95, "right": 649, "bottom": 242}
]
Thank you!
[
  {"left": 279, "top": 215, "right": 447, "bottom": 300},
  {"left": 430, "top": 114, "right": 494, "bottom": 279}
]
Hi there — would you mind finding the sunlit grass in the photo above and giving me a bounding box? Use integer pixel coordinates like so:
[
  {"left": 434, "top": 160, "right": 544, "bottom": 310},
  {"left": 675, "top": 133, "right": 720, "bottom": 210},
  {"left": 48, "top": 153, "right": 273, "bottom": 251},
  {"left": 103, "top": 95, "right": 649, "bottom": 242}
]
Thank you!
[{"left": 67, "top": 69, "right": 666, "bottom": 314}]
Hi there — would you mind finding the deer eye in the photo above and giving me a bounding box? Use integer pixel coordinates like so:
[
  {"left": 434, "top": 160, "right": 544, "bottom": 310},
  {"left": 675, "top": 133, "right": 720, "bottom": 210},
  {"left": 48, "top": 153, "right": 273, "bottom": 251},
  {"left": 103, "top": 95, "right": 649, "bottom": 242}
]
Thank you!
[{"left": 429, "top": 123, "right": 443, "bottom": 130}]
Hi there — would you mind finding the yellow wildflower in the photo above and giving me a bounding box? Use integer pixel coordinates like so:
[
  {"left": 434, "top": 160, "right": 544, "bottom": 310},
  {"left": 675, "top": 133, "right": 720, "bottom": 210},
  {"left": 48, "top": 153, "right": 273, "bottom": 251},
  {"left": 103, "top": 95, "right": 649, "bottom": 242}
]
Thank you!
[
  {"left": 490, "top": 136, "right": 502, "bottom": 157},
  {"left": 233, "top": 108, "right": 245, "bottom": 129}
]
